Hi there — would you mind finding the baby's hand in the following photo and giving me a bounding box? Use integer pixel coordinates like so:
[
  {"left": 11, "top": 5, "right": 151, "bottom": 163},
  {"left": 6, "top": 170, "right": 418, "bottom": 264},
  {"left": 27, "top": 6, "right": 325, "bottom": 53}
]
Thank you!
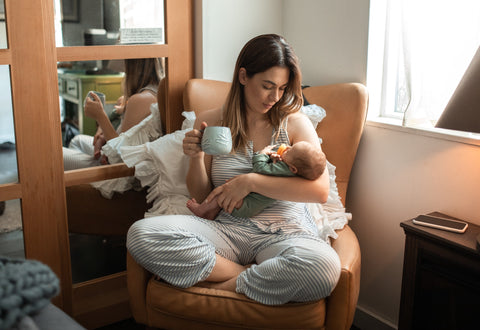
[
  {"left": 259, "top": 145, "right": 275, "bottom": 155},
  {"left": 269, "top": 153, "right": 282, "bottom": 163}
]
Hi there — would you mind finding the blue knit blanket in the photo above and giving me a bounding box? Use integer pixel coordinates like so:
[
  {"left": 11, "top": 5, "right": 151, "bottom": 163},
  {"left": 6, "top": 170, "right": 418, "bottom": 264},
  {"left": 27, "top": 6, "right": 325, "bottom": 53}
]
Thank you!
[{"left": 0, "top": 257, "right": 59, "bottom": 330}]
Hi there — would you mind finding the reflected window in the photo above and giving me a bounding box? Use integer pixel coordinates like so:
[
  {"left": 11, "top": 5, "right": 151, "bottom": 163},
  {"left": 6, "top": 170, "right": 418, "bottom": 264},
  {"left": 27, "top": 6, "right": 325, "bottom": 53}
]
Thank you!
[
  {"left": 0, "top": 199, "right": 25, "bottom": 259},
  {"left": 55, "top": 0, "right": 164, "bottom": 47},
  {"left": 0, "top": 65, "right": 17, "bottom": 184}
]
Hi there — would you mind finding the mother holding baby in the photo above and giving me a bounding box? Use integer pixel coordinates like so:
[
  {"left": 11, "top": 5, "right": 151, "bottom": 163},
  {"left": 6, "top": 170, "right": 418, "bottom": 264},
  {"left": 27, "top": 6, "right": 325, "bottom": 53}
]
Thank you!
[{"left": 127, "top": 34, "right": 340, "bottom": 305}]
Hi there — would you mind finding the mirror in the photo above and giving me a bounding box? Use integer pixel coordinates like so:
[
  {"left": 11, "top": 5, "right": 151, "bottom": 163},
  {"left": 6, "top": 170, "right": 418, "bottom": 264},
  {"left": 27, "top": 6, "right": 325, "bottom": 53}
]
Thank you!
[
  {"left": 60, "top": 57, "right": 164, "bottom": 170},
  {"left": 0, "top": 199, "right": 25, "bottom": 259},
  {"left": 0, "top": 65, "right": 17, "bottom": 184},
  {"left": 0, "top": 68, "right": 22, "bottom": 257},
  {"left": 66, "top": 181, "right": 149, "bottom": 283},
  {"left": 0, "top": 0, "right": 6, "bottom": 49},
  {"left": 69, "top": 229, "right": 127, "bottom": 283},
  {"left": 55, "top": 0, "right": 165, "bottom": 47},
  {"left": 62, "top": 57, "right": 164, "bottom": 282}
]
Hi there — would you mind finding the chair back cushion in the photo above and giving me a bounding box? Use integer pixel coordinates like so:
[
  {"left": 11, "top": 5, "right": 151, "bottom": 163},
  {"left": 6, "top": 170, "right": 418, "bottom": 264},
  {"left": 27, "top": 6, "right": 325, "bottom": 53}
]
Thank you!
[
  {"left": 183, "top": 78, "right": 231, "bottom": 112},
  {"left": 303, "top": 83, "right": 368, "bottom": 203}
]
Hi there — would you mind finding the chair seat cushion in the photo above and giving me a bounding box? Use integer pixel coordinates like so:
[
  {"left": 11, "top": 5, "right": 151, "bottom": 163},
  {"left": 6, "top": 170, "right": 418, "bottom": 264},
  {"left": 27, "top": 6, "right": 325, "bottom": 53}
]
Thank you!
[{"left": 146, "top": 279, "right": 326, "bottom": 329}]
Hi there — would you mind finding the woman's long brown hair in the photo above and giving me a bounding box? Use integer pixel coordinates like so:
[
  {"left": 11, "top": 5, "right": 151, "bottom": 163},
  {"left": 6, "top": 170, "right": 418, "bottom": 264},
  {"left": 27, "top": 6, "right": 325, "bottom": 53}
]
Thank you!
[
  {"left": 223, "top": 34, "right": 303, "bottom": 152},
  {"left": 123, "top": 58, "right": 163, "bottom": 99}
]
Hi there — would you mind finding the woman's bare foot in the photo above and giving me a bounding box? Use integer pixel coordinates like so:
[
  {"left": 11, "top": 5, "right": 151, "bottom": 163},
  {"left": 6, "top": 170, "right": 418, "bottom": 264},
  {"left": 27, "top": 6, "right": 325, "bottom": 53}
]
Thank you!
[
  {"left": 186, "top": 198, "right": 221, "bottom": 220},
  {"left": 198, "top": 263, "right": 252, "bottom": 292}
]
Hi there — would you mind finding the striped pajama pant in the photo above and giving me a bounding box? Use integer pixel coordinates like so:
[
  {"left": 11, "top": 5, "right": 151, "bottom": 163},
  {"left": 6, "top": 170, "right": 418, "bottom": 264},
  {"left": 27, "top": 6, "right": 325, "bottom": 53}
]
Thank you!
[{"left": 126, "top": 214, "right": 341, "bottom": 305}]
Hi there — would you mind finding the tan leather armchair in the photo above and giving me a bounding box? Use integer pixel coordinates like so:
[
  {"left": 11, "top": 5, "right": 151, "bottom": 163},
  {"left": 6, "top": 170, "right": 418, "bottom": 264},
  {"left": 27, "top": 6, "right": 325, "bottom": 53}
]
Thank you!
[{"left": 126, "top": 79, "right": 368, "bottom": 329}]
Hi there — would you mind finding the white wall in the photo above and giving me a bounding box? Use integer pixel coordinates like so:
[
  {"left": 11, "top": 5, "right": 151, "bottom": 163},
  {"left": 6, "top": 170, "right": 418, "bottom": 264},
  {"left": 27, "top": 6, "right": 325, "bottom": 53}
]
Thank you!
[
  {"left": 283, "top": 0, "right": 369, "bottom": 86},
  {"left": 198, "top": 0, "right": 480, "bottom": 328},
  {"left": 198, "top": 0, "right": 369, "bottom": 86},
  {"left": 348, "top": 126, "right": 480, "bottom": 327},
  {"left": 199, "top": 0, "right": 283, "bottom": 81}
]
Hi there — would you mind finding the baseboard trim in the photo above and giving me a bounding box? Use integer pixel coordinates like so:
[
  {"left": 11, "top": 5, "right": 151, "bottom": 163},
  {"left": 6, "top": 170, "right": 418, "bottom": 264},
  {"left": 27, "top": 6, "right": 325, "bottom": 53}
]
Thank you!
[{"left": 353, "top": 305, "right": 398, "bottom": 330}]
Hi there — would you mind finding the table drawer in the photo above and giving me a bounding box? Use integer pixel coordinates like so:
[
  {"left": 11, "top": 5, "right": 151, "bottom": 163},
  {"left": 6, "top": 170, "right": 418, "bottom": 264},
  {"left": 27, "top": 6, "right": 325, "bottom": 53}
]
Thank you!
[
  {"left": 58, "top": 78, "right": 64, "bottom": 94},
  {"left": 66, "top": 79, "right": 78, "bottom": 98}
]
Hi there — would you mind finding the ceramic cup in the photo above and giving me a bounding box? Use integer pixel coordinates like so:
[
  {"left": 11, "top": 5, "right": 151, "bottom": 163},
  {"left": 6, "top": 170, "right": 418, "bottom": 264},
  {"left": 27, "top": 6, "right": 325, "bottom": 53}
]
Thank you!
[
  {"left": 201, "top": 126, "right": 232, "bottom": 155},
  {"left": 85, "top": 91, "right": 106, "bottom": 108}
]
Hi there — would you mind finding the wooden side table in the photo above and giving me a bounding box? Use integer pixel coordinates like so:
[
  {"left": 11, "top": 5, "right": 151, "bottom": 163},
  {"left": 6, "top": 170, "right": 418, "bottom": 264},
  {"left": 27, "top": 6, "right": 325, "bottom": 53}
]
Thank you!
[{"left": 399, "top": 214, "right": 480, "bottom": 330}]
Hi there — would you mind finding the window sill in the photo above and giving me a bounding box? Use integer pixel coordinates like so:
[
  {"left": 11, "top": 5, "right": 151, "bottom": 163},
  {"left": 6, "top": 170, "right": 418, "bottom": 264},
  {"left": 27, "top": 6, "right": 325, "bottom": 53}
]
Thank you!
[{"left": 366, "top": 117, "right": 480, "bottom": 147}]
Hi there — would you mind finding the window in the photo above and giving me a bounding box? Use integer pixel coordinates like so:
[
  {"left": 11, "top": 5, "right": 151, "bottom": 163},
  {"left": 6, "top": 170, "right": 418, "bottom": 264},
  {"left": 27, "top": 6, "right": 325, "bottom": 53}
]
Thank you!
[{"left": 367, "top": 0, "right": 480, "bottom": 128}]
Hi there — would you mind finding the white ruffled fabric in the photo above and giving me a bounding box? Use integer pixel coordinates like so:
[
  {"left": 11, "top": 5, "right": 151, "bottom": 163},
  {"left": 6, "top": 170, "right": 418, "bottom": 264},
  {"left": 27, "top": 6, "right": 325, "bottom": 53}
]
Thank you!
[
  {"left": 90, "top": 103, "right": 163, "bottom": 199},
  {"left": 120, "top": 111, "right": 195, "bottom": 217},
  {"left": 119, "top": 106, "right": 352, "bottom": 241},
  {"left": 306, "top": 160, "right": 352, "bottom": 241}
]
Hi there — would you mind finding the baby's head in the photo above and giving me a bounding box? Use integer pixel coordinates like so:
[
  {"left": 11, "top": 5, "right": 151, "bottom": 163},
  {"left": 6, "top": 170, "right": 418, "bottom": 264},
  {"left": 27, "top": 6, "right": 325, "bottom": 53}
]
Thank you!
[{"left": 281, "top": 141, "right": 326, "bottom": 180}]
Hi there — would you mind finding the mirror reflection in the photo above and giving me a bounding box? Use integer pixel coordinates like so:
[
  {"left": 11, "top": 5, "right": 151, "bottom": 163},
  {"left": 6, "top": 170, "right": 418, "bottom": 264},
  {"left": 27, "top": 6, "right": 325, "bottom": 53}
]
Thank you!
[
  {"left": 61, "top": 57, "right": 164, "bottom": 170},
  {"left": 0, "top": 65, "right": 17, "bottom": 184},
  {"left": 67, "top": 181, "right": 150, "bottom": 283},
  {"left": 0, "top": 199, "right": 25, "bottom": 260},
  {"left": 69, "top": 230, "right": 126, "bottom": 283},
  {"left": 55, "top": 0, "right": 164, "bottom": 47},
  {"left": 0, "top": 0, "right": 6, "bottom": 49}
]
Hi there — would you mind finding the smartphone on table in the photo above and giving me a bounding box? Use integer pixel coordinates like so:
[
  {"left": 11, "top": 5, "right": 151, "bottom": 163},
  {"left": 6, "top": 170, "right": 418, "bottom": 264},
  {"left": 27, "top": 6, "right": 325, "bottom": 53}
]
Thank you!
[{"left": 413, "top": 214, "right": 468, "bottom": 233}]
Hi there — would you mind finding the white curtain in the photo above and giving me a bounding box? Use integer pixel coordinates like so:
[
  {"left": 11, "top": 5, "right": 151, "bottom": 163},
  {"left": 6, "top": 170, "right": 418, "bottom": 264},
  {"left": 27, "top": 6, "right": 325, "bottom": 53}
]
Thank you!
[{"left": 380, "top": 0, "right": 480, "bottom": 128}]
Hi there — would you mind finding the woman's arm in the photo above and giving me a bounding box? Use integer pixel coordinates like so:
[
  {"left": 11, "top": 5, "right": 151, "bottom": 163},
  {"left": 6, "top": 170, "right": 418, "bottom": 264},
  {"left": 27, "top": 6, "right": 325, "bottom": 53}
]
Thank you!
[
  {"left": 209, "top": 112, "right": 330, "bottom": 213},
  {"left": 84, "top": 91, "right": 155, "bottom": 141},
  {"left": 256, "top": 112, "right": 330, "bottom": 200},
  {"left": 183, "top": 108, "right": 222, "bottom": 202},
  {"left": 117, "top": 92, "right": 156, "bottom": 133}
]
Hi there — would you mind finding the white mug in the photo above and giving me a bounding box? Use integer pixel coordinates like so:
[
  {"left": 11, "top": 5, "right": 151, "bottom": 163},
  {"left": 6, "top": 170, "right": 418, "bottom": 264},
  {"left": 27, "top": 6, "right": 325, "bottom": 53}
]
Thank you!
[
  {"left": 85, "top": 91, "right": 106, "bottom": 108},
  {"left": 201, "top": 126, "right": 232, "bottom": 155}
]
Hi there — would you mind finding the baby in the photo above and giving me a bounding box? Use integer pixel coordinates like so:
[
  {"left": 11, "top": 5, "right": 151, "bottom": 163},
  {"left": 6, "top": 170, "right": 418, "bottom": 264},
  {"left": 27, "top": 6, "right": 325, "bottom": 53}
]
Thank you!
[{"left": 187, "top": 140, "right": 326, "bottom": 219}]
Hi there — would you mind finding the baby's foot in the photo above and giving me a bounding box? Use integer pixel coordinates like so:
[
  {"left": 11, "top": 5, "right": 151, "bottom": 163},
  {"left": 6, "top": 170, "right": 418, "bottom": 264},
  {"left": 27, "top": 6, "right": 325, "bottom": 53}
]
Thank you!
[{"left": 187, "top": 198, "right": 221, "bottom": 220}]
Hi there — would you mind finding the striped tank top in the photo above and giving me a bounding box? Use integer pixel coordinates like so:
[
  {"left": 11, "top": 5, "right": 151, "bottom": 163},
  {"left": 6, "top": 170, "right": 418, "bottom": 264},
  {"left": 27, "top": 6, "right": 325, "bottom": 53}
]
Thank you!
[{"left": 211, "top": 120, "right": 318, "bottom": 235}]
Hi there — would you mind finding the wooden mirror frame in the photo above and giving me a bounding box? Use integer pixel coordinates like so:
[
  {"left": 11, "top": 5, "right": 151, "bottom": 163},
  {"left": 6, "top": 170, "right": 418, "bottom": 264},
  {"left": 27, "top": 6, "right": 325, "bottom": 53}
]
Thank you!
[{"left": 0, "top": 0, "right": 193, "bottom": 327}]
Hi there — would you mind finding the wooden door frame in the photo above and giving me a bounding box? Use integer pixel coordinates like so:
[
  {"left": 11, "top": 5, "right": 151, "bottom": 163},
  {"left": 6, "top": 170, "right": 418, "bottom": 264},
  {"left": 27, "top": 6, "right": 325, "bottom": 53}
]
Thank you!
[{"left": 7, "top": 0, "right": 73, "bottom": 310}]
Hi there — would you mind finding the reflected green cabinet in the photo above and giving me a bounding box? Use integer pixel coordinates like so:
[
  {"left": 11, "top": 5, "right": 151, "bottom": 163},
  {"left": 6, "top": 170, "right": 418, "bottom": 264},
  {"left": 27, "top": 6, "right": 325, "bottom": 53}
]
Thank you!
[{"left": 58, "top": 70, "right": 124, "bottom": 137}]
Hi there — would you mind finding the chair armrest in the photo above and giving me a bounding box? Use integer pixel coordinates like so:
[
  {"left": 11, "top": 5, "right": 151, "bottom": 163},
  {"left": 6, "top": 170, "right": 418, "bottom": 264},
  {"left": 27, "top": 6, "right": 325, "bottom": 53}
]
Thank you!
[
  {"left": 127, "top": 252, "right": 152, "bottom": 325},
  {"left": 326, "top": 225, "right": 361, "bottom": 330}
]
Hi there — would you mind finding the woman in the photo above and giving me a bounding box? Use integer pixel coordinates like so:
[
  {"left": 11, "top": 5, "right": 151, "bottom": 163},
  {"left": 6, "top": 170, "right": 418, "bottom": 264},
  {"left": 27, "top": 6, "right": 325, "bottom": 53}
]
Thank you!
[
  {"left": 63, "top": 58, "right": 162, "bottom": 170},
  {"left": 127, "top": 34, "right": 340, "bottom": 305}
]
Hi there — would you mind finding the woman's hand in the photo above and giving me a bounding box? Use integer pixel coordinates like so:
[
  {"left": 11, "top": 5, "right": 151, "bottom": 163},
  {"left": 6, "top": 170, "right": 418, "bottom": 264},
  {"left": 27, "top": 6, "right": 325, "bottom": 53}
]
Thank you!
[
  {"left": 92, "top": 129, "right": 109, "bottom": 164},
  {"left": 84, "top": 92, "right": 105, "bottom": 121},
  {"left": 183, "top": 121, "right": 208, "bottom": 158},
  {"left": 93, "top": 129, "right": 106, "bottom": 160},
  {"left": 206, "top": 173, "right": 254, "bottom": 214}
]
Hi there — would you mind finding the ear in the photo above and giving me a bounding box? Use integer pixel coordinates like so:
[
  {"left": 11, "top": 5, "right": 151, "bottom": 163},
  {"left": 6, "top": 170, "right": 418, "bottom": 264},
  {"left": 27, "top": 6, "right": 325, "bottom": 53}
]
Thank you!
[
  {"left": 238, "top": 68, "right": 247, "bottom": 85},
  {"left": 288, "top": 165, "right": 298, "bottom": 174}
]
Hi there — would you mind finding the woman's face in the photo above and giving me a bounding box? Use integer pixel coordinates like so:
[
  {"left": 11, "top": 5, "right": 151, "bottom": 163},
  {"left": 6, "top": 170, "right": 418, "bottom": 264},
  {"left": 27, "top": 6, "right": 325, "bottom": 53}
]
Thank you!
[{"left": 239, "top": 66, "right": 290, "bottom": 116}]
